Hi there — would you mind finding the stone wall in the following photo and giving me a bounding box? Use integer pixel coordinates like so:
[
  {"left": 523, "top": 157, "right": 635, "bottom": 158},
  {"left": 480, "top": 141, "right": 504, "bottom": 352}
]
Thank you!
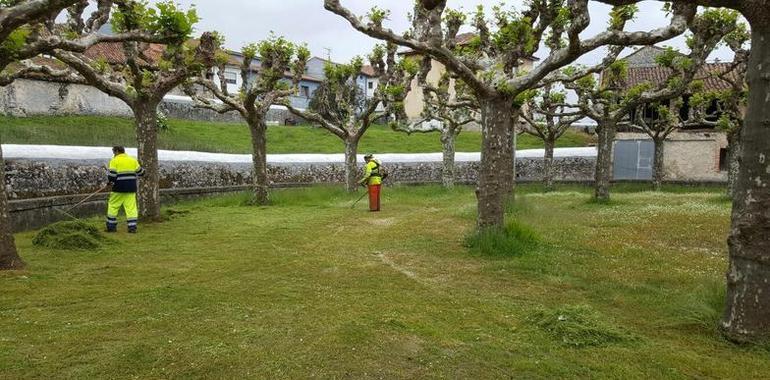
[
  {"left": 5, "top": 155, "right": 596, "bottom": 231},
  {"left": 0, "top": 79, "right": 295, "bottom": 124},
  {"left": 5, "top": 156, "right": 597, "bottom": 201}
]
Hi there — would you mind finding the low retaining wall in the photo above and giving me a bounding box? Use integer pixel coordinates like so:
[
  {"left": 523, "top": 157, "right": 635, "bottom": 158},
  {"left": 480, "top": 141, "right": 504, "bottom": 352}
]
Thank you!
[
  {"left": 5, "top": 151, "right": 597, "bottom": 231},
  {"left": 5, "top": 156, "right": 597, "bottom": 200}
]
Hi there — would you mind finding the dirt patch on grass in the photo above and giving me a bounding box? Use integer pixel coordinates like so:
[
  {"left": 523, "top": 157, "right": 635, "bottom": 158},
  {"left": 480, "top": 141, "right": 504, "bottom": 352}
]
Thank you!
[
  {"left": 367, "top": 217, "right": 396, "bottom": 226},
  {"left": 32, "top": 221, "right": 110, "bottom": 250},
  {"left": 376, "top": 252, "right": 419, "bottom": 280}
]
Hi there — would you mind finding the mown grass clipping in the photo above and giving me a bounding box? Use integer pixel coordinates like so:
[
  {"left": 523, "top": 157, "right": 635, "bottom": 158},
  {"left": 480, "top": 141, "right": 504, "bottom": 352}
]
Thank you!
[
  {"left": 464, "top": 220, "right": 539, "bottom": 257},
  {"left": 528, "top": 305, "right": 637, "bottom": 348},
  {"left": 32, "top": 221, "right": 109, "bottom": 250}
]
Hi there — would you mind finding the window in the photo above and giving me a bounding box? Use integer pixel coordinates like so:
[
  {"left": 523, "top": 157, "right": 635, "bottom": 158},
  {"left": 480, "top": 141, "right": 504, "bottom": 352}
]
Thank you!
[
  {"left": 224, "top": 71, "right": 238, "bottom": 85},
  {"left": 301, "top": 85, "right": 310, "bottom": 98},
  {"left": 368, "top": 82, "right": 374, "bottom": 89},
  {"left": 719, "top": 148, "right": 729, "bottom": 172}
]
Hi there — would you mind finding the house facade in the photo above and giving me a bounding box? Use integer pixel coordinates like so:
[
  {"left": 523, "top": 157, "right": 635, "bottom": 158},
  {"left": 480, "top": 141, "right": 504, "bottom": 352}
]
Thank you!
[
  {"left": 606, "top": 46, "right": 736, "bottom": 182},
  {"left": 400, "top": 33, "right": 536, "bottom": 125},
  {"left": 614, "top": 131, "right": 728, "bottom": 182},
  {"left": 212, "top": 55, "right": 380, "bottom": 111}
]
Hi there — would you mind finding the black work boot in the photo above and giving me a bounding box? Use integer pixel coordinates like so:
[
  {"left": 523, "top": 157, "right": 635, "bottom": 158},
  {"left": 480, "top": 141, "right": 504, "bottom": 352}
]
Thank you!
[
  {"left": 106, "top": 222, "right": 117, "bottom": 233},
  {"left": 128, "top": 226, "right": 137, "bottom": 234}
]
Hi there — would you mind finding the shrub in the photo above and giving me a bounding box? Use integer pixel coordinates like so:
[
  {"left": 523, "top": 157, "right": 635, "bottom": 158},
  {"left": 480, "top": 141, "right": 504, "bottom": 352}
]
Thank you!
[
  {"left": 32, "top": 221, "right": 108, "bottom": 250},
  {"left": 528, "top": 305, "right": 636, "bottom": 348},
  {"left": 464, "top": 220, "right": 539, "bottom": 257}
]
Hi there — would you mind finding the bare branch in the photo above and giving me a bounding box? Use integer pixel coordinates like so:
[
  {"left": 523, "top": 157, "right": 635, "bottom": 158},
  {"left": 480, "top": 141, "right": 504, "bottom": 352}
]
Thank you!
[
  {"left": 511, "top": 2, "right": 697, "bottom": 93},
  {"left": 51, "top": 49, "right": 134, "bottom": 105},
  {"left": 285, "top": 102, "right": 347, "bottom": 139},
  {"left": 324, "top": 0, "right": 491, "bottom": 97}
]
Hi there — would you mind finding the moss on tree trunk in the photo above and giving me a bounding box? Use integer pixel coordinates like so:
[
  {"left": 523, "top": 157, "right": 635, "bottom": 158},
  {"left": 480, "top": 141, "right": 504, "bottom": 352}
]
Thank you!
[
  {"left": 594, "top": 120, "right": 617, "bottom": 202},
  {"left": 344, "top": 136, "right": 360, "bottom": 193},
  {"left": 0, "top": 143, "right": 24, "bottom": 270},
  {"left": 134, "top": 102, "right": 162, "bottom": 221},
  {"left": 652, "top": 137, "right": 665, "bottom": 192},
  {"left": 248, "top": 117, "right": 270, "bottom": 205},
  {"left": 476, "top": 97, "right": 515, "bottom": 228}
]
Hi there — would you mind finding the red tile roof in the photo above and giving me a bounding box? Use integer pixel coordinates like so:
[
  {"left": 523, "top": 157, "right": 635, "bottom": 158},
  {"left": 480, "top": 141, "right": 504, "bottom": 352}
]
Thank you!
[
  {"left": 455, "top": 32, "right": 476, "bottom": 45},
  {"left": 84, "top": 42, "right": 166, "bottom": 66},
  {"left": 616, "top": 62, "right": 740, "bottom": 92},
  {"left": 360, "top": 64, "right": 376, "bottom": 77}
]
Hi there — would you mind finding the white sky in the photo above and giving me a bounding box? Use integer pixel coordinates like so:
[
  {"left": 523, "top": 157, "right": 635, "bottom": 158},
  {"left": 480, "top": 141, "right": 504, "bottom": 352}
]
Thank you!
[{"left": 169, "top": 0, "right": 735, "bottom": 64}]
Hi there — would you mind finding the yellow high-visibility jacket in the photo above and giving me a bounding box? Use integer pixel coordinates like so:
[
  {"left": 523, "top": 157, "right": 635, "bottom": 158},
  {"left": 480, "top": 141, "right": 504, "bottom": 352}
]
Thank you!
[
  {"left": 359, "top": 159, "right": 382, "bottom": 186},
  {"left": 108, "top": 153, "right": 144, "bottom": 193}
]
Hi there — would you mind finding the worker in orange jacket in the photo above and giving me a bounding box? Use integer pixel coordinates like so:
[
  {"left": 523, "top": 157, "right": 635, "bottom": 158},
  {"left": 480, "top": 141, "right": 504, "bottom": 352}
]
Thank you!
[{"left": 358, "top": 154, "right": 384, "bottom": 211}]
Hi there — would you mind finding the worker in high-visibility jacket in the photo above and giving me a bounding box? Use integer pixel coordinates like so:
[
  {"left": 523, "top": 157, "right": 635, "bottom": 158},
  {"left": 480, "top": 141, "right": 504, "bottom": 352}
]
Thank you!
[
  {"left": 106, "top": 146, "right": 144, "bottom": 233},
  {"left": 358, "top": 154, "right": 383, "bottom": 212}
]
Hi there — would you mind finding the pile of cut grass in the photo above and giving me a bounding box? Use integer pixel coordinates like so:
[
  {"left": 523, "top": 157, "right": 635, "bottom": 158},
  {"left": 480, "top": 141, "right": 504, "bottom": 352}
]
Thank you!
[
  {"left": 528, "top": 305, "right": 636, "bottom": 348},
  {"left": 32, "top": 221, "right": 108, "bottom": 250}
]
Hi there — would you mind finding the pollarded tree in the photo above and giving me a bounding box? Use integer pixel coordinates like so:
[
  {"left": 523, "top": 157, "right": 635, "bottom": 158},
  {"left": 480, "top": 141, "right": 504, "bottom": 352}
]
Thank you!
[
  {"left": 391, "top": 68, "right": 479, "bottom": 188},
  {"left": 630, "top": 99, "right": 685, "bottom": 191},
  {"left": 564, "top": 8, "right": 738, "bottom": 202},
  {"left": 50, "top": 1, "right": 217, "bottom": 220},
  {"left": 326, "top": 0, "right": 699, "bottom": 228},
  {"left": 601, "top": 0, "right": 770, "bottom": 346},
  {"left": 284, "top": 44, "right": 416, "bottom": 192},
  {"left": 521, "top": 84, "right": 582, "bottom": 192},
  {"left": 0, "top": 0, "right": 178, "bottom": 269},
  {"left": 186, "top": 35, "right": 309, "bottom": 204}
]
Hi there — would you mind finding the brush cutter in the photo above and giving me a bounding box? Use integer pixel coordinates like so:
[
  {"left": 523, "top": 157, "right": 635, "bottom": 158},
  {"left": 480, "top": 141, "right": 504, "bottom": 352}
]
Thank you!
[
  {"left": 52, "top": 184, "right": 109, "bottom": 221},
  {"left": 350, "top": 190, "right": 368, "bottom": 209},
  {"left": 66, "top": 183, "right": 109, "bottom": 213}
]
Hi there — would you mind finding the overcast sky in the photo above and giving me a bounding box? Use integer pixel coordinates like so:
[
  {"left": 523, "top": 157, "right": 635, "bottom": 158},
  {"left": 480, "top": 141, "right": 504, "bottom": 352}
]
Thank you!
[{"left": 166, "top": 0, "right": 735, "bottom": 65}]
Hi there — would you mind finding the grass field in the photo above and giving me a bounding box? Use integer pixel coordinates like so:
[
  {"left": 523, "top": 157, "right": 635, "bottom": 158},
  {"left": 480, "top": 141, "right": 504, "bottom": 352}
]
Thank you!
[
  {"left": 2, "top": 184, "right": 767, "bottom": 378},
  {"left": 0, "top": 115, "right": 595, "bottom": 154}
]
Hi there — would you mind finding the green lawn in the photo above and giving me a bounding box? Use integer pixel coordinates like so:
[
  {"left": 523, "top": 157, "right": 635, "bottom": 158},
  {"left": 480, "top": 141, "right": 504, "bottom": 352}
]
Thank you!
[
  {"left": 1, "top": 184, "right": 767, "bottom": 378},
  {"left": 0, "top": 115, "right": 594, "bottom": 154}
]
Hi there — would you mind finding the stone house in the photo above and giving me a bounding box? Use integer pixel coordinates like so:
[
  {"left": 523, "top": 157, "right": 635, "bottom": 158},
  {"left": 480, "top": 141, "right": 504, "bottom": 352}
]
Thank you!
[
  {"left": 607, "top": 46, "right": 738, "bottom": 182},
  {"left": 614, "top": 131, "right": 728, "bottom": 182}
]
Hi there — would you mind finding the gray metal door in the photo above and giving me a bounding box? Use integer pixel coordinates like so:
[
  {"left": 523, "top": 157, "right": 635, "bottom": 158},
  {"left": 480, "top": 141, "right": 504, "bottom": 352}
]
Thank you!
[{"left": 614, "top": 140, "right": 654, "bottom": 180}]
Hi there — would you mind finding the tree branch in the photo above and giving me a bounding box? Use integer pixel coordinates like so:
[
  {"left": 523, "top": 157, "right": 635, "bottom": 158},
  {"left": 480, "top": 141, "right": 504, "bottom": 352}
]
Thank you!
[
  {"left": 324, "top": 0, "right": 492, "bottom": 97},
  {"left": 51, "top": 49, "right": 134, "bottom": 105},
  {"left": 285, "top": 102, "right": 347, "bottom": 139}
]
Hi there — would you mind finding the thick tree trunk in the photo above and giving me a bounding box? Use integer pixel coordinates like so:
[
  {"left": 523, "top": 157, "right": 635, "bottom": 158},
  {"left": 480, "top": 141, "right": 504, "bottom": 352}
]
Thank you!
[
  {"left": 652, "top": 137, "right": 665, "bottom": 192},
  {"left": 593, "top": 121, "right": 617, "bottom": 202},
  {"left": 134, "top": 102, "right": 162, "bottom": 221},
  {"left": 0, "top": 144, "right": 24, "bottom": 270},
  {"left": 440, "top": 128, "right": 457, "bottom": 189},
  {"left": 720, "top": 26, "right": 770, "bottom": 343},
  {"left": 344, "top": 136, "right": 360, "bottom": 193},
  {"left": 248, "top": 118, "right": 270, "bottom": 205},
  {"left": 476, "top": 97, "right": 514, "bottom": 228},
  {"left": 726, "top": 129, "right": 742, "bottom": 198},
  {"left": 543, "top": 138, "right": 556, "bottom": 192}
]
